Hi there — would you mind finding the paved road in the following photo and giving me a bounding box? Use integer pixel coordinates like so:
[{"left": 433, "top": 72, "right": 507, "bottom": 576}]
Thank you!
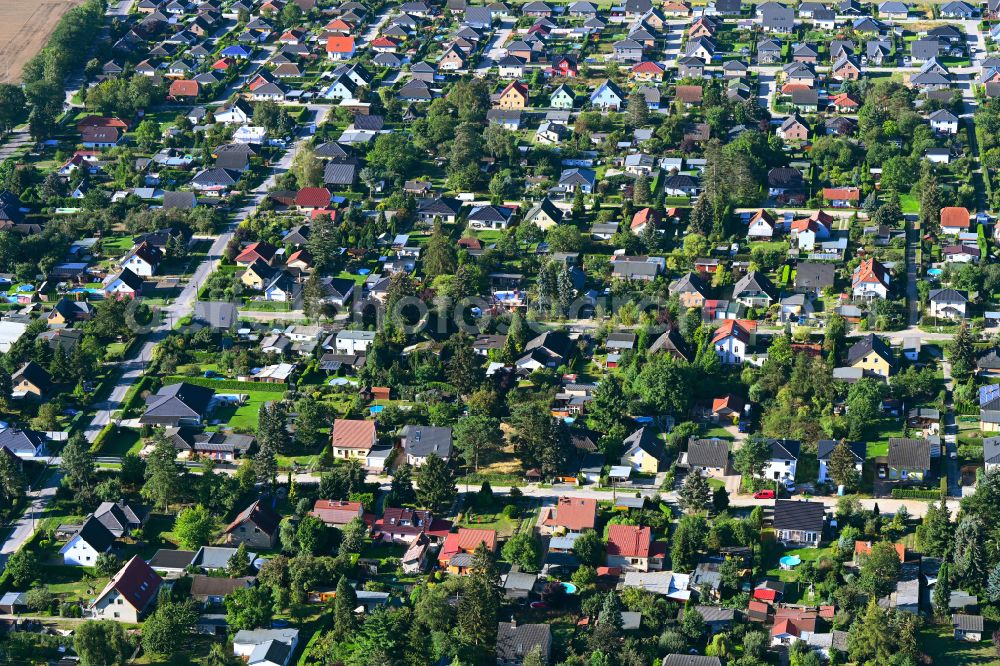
[
  {"left": 107, "top": 0, "right": 133, "bottom": 16},
  {"left": 0, "top": 471, "right": 61, "bottom": 570}
]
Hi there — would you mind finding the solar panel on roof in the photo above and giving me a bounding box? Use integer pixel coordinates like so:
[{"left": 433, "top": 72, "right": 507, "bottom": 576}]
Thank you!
[{"left": 980, "top": 384, "right": 1000, "bottom": 405}]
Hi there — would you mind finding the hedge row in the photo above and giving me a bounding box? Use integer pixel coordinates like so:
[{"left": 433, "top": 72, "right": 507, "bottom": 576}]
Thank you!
[
  {"left": 890, "top": 488, "right": 941, "bottom": 500},
  {"left": 164, "top": 375, "right": 287, "bottom": 393}
]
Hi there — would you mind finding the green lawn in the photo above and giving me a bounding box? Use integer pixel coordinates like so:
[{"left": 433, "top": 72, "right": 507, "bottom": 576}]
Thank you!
[
  {"left": 899, "top": 193, "right": 920, "bottom": 214},
  {"left": 209, "top": 391, "right": 275, "bottom": 431},
  {"left": 919, "top": 626, "right": 997, "bottom": 665},
  {"left": 100, "top": 427, "right": 142, "bottom": 457},
  {"left": 41, "top": 565, "right": 108, "bottom": 603}
]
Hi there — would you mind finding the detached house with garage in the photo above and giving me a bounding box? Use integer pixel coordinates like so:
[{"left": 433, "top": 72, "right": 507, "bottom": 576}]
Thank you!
[
  {"left": 887, "top": 438, "right": 931, "bottom": 483},
  {"left": 852, "top": 258, "right": 890, "bottom": 300},
  {"left": 847, "top": 333, "right": 895, "bottom": 378},
  {"left": 139, "top": 382, "right": 215, "bottom": 427},
  {"left": 764, "top": 439, "right": 800, "bottom": 483},
  {"left": 682, "top": 438, "right": 731, "bottom": 478},
  {"left": 401, "top": 425, "right": 453, "bottom": 465}
]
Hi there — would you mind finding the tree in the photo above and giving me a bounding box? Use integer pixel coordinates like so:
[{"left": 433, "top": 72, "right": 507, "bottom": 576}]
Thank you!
[
  {"left": 521, "top": 646, "right": 545, "bottom": 666},
  {"left": 920, "top": 499, "right": 953, "bottom": 557},
  {"left": 257, "top": 400, "right": 291, "bottom": 455},
  {"left": 173, "top": 505, "right": 218, "bottom": 549},
  {"left": 0, "top": 451, "right": 25, "bottom": 504},
  {"left": 95, "top": 552, "right": 122, "bottom": 577},
  {"left": 415, "top": 453, "right": 455, "bottom": 513},
  {"left": 933, "top": 561, "right": 952, "bottom": 617},
  {"left": 341, "top": 516, "right": 367, "bottom": 553},
  {"left": 294, "top": 394, "right": 328, "bottom": 449},
  {"left": 134, "top": 119, "right": 160, "bottom": 151},
  {"left": 573, "top": 529, "right": 602, "bottom": 566},
  {"left": 423, "top": 220, "right": 457, "bottom": 280},
  {"left": 712, "top": 486, "right": 729, "bottom": 514},
  {"left": 671, "top": 515, "right": 707, "bottom": 571},
  {"left": 366, "top": 132, "right": 417, "bottom": 182},
  {"left": 295, "top": 515, "right": 332, "bottom": 556},
  {"left": 458, "top": 543, "right": 502, "bottom": 648},
  {"left": 332, "top": 575, "right": 358, "bottom": 640},
  {"left": 225, "top": 585, "right": 273, "bottom": 631},
  {"left": 858, "top": 541, "right": 902, "bottom": 599},
  {"left": 453, "top": 416, "right": 503, "bottom": 472},
  {"left": 5, "top": 548, "right": 38, "bottom": 588},
  {"left": 445, "top": 334, "right": 483, "bottom": 396},
  {"left": 588, "top": 374, "right": 629, "bottom": 433},
  {"left": 0, "top": 84, "right": 28, "bottom": 133},
  {"left": 953, "top": 515, "right": 988, "bottom": 586},
  {"left": 75, "top": 621, "right": 132, "bottom": 666},
  {"left": 987, "top": 562, "right": 1000, "bottom": 603},
  {"left": 949, "top": 323, "right": 978, "bottom": 381},
  {"left": 594, "top": 590, "right": 624, "bottom": 646},
  {"left": 61, "top": 433, "right": 96, "bottom": 492},
  {"left": 626, "top": 92, "right": 649, "bottom": 127},
  {"left": 679, "top": 472, "right": 711, "bottom": 514},
  {"left": 501, "top": 533, "right": 542, "bottom": 572},
  {"left": 733, "top": 436, "right": 771, "bottom": 481},
  {"left": 846, "top": 377, "right": 883, "bottom": 438},
  {"left": 206, "top": 643, "right": 238, "bottom": 666},
  {"left": 142, "top": 434, "right": 183, "bottom": 510},
  {"left": 388, "top": 463, "right": 415, "bottom": 506},
  {"left": 228, "top": 542, "right": 252, "bottom": 577},
  {"left": 828, "top": 440, "right": 861, "bottom": 490},
  {"left": 142, "top": 599, "right": 197, "bottom": 655}
]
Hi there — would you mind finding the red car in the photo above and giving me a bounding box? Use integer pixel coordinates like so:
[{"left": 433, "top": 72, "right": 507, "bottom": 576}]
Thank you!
[{"left": 753, "top": 490, "right": 776, "bottom": 500}]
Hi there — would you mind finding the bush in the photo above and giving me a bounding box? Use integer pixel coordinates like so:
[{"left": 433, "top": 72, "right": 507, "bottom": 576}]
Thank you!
[
  {"left": 890, "top": 488, "right": 941, "bottom": 500},
  {"left": 502, "top": 504, "right": 519, "bottom": 519}
]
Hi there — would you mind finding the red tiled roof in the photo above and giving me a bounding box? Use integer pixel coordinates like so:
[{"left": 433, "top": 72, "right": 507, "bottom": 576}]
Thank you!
[
  {"left": 440, "top": 528, "right": 498, "bottom": 562},
  {"left": 540, "top": 497, "right": 597, "bottom": 531},
  {"left": 606, "top": 524, "right": 652, "bottom": 559},
  {"left": 295, "top": 187, "right": 331, "bottom": 208},
  {"left": 168, "top": 79, "right": 200, "bottom": 97},
  {"left": 500, "top": 81, "right": 529, "bottom": 98},
  {"left": 854, "top": 540, "right": 905, "bottom": 561},
  {"left": 631, "top": 61, "right": 664, "bottom": 74},
  {"left": 327, "top": 35, "right": 355, "bottom": 53},
  {"left": 371, "top": 37, "right": 399, "bottom": 48},
  {"left": 235, "top": 241, "right": 276, "bottom": 265},
  {"left": 630, "top": 207, "right": 661, "bottom": 230},
  {"left": 675, "top": 85, "right": 703, "bottom": 103},
  {"left": 830, "top": 92, "right": 860, "bottom": 107},
  {"left": 852, "top": 258, "right": 889, "bottom": 288},
  {"left": 940, "top": 206, "right": 971, "bottom": 228},
  {"left": 712, "top": 394, "right": 743, "bottom": 413},
  {"left": 76, "top": 116, "right": 129, "bottom": 131},
  {"left": 822, "top": 187, "right": 860, "bottom": 201},
  {"left": 93, "top": 556, "right": 161, "bottom": 612},
  {"left": 332, "top": 418, "right": 376, "bottom": 450},
  {"left": 711, "top": 319, "right": 751, "bottom": 345}
]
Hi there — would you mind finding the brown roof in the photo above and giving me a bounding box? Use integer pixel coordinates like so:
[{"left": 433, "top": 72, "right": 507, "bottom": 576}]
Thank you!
[
  {"left": 540, "top": 497, "right": 597, "bottom": 531},
  {"left": 225, "top": 499, "right": 280, "bottom": 536},
  {"left": 332, "top": 418, "right": 376, "bottom": 449},
  {"left": 675, "top": 85, "right": 703, "bottom": 103},
  {"left": 190, "top": 575, "right": 253, "bottom": 599},
  {"left": 92, "top": 556, "right": 161, "bottom": 612}
]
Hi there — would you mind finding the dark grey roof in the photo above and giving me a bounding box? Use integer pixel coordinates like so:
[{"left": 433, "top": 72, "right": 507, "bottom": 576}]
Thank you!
[
  {"left": 984, "top": 437, "right": 1000, "bottom": 464},
  {"left": 768, "top": 439, "right": 800, "bottom": 461},
  {"left": 162, "top": 191, "right": 197, "bottom": 209},
  {"left": 402, "top": 425, "right": 453, "bottom": 459},
  {"left": 496, "top": 623, "right": 552, "bottom": 663},
  {"left": 686, "top": 439, "right": 729, "bottom": 468},
  {"left": 952, "top": 613, "right": 984, "bottom": 631},
  {"left": 74, "top": 515, "right": 116, "bottom": 553},
  {"left": 648, "top": 327, "right": 693, "bottom": 362},
  {"left": 888, "top": 438, "right": 931, "bottom": 470},
  {"left": 847, "top": 333, "right": 893, "bottom": 366},
  {"left": 773, "top": 500, "right": 825, "bottom": 532},
  {"left": 795, "top": 262, "right": 835, "bottom": 290},
  {"left": 929, "top": 288, "right": 968, "bottom": 304},
  {"left": 817, "top": 440, "right": 865, "bottom": 462},
  {"left": 323, "top": 160, "right": 357, "bottom": 185},
  {"left": 147, "top": 549, "right": 197, "bottom": 569},
  {"left": 140, "top": 382, "right": 215, "bottom": 423},
  {"left": 0, "top": 428, "right": 46, "bottom": 456},
  {"left": 662, "top": 656, "right": 723, "bottom": 666},
  {"left": 194, "top": 301, "right": 238, "bottom": 329}
]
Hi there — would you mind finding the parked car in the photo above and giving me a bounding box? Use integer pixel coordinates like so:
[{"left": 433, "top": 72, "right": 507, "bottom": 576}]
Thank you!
[{"left": 753, "top": 489, "right": 775, "bottom": 499}]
